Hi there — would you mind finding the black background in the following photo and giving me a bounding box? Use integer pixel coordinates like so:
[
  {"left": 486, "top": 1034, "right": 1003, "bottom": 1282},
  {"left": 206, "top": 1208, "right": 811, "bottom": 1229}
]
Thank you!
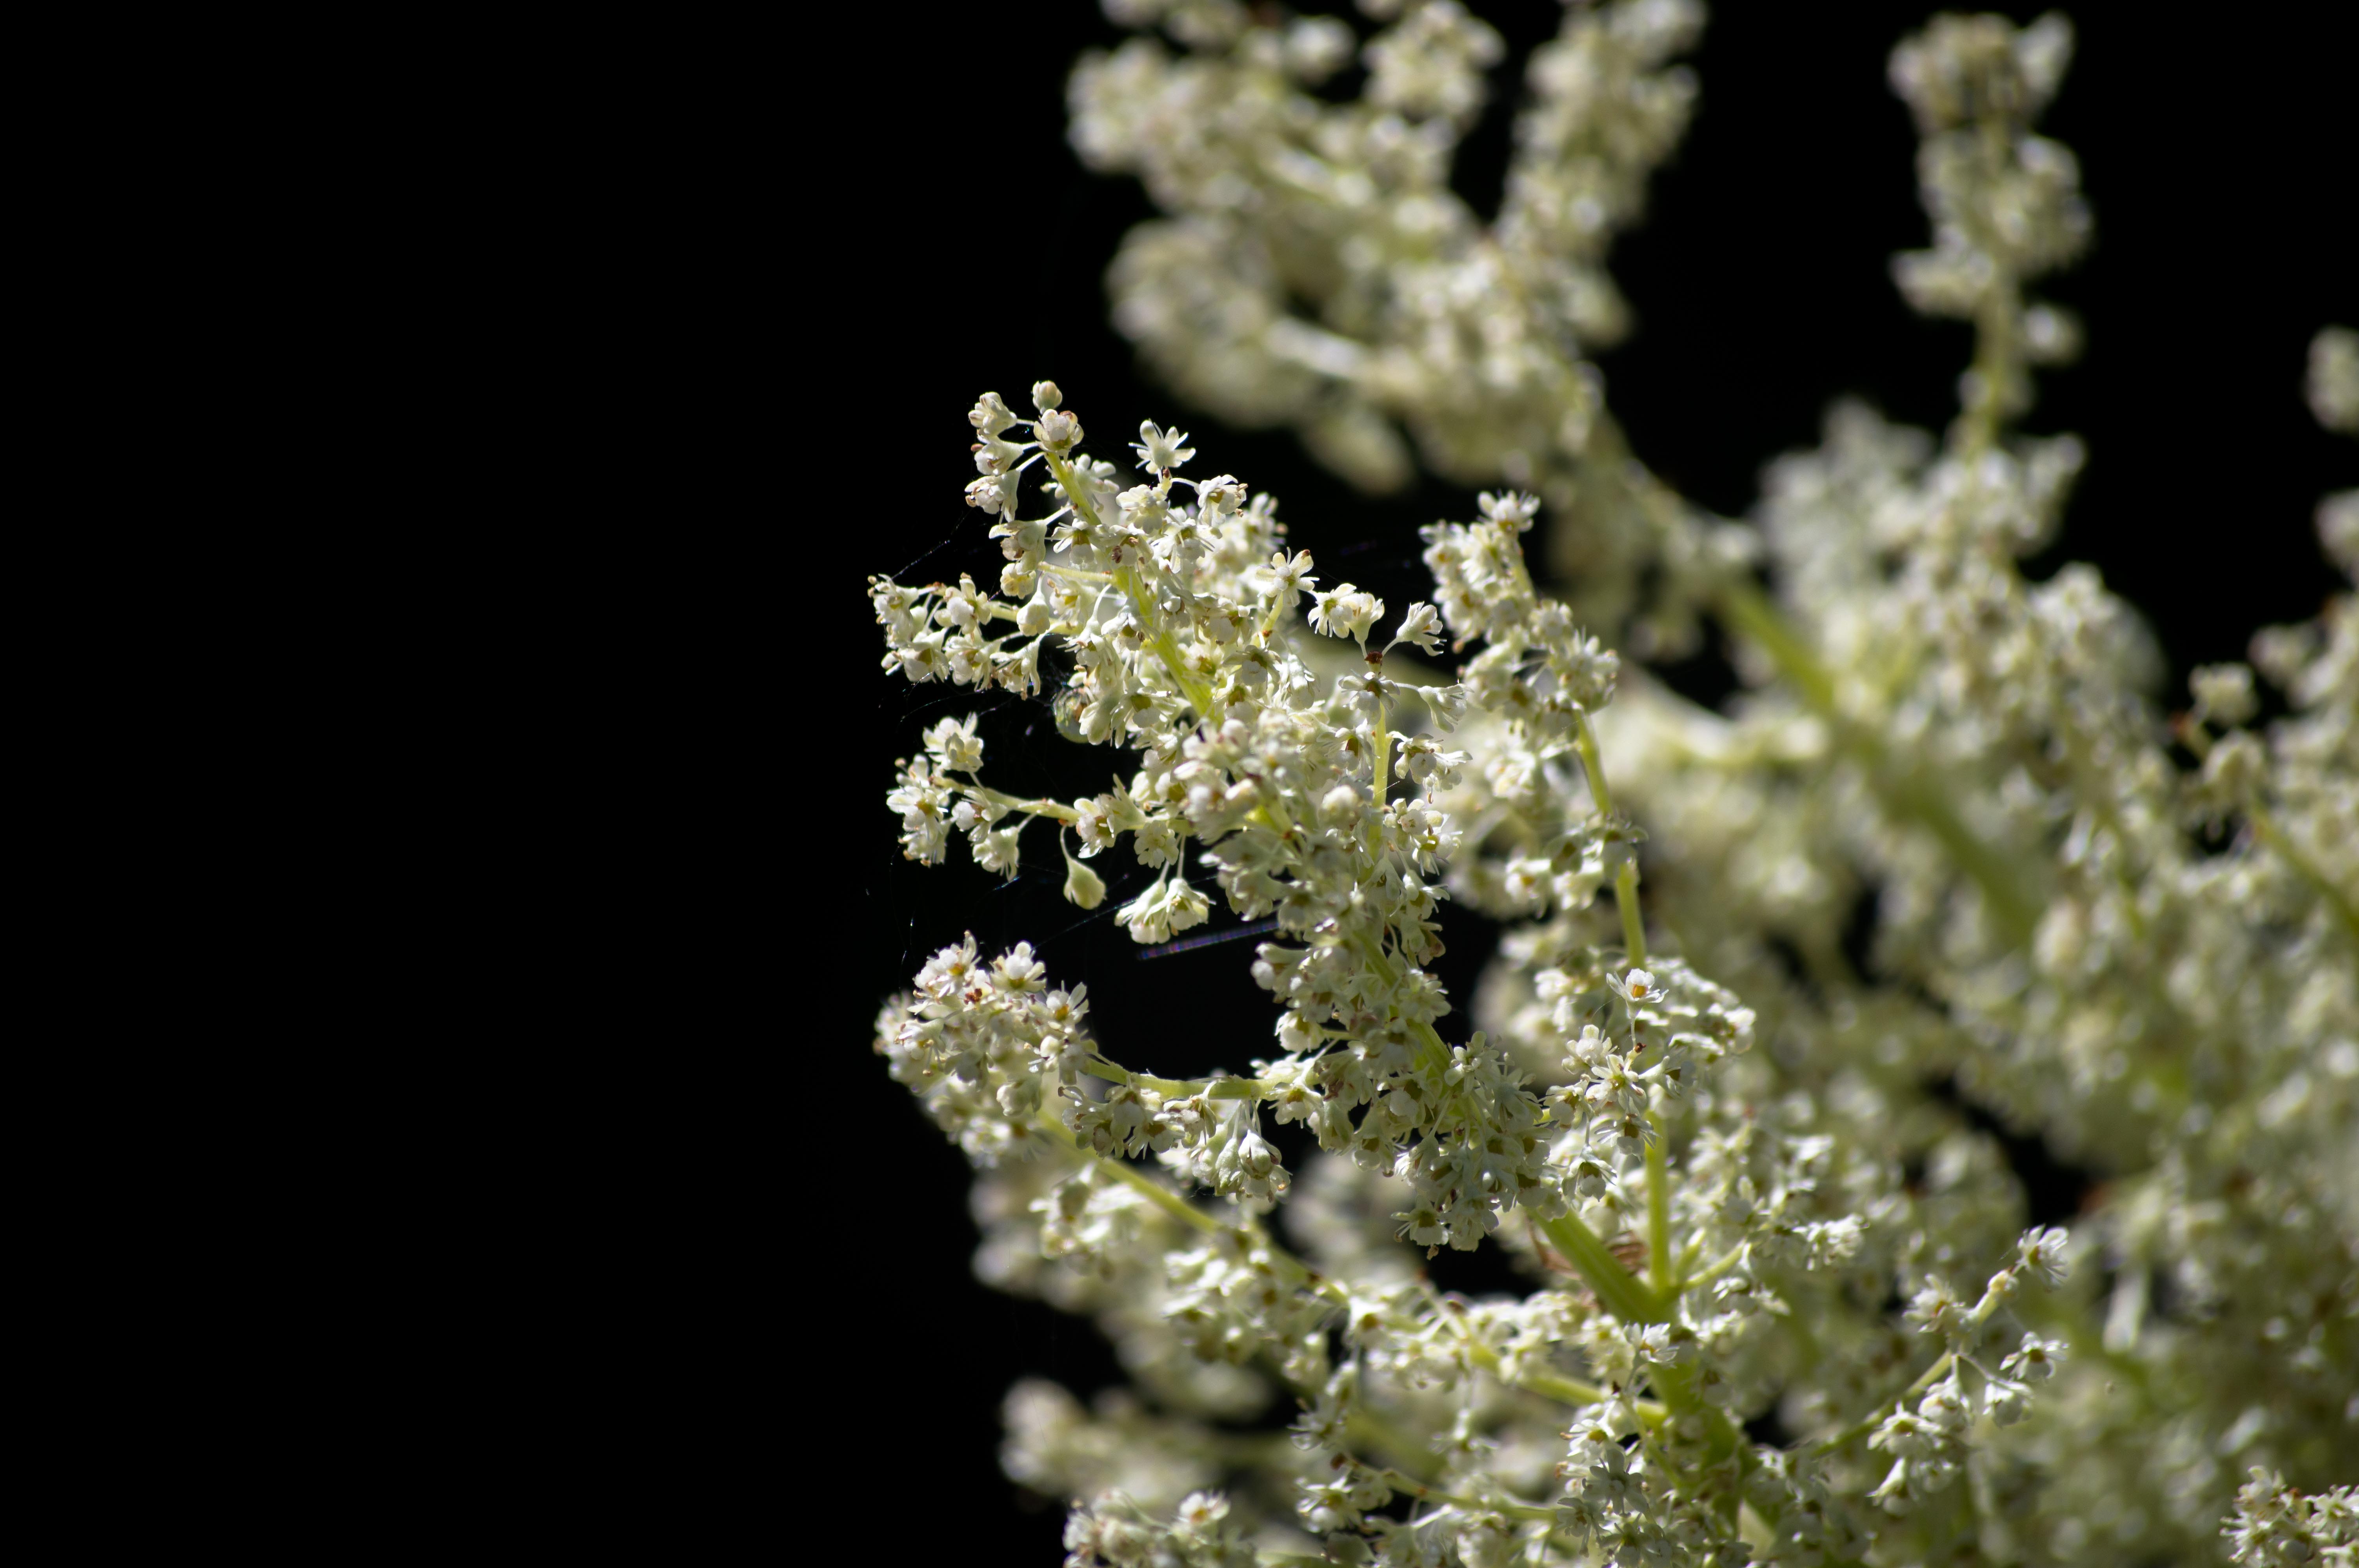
[{"left": 812, "top": 3, "right": 2353, "bottom": 1557}]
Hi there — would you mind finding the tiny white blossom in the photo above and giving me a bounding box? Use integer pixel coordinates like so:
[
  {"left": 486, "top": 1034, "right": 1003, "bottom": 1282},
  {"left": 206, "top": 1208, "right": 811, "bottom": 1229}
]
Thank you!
[
  {"left": 1034, "top": 407, "right": 1082, "bottom": 454},
  {"left": 1390, "top": 601, "right": 1443, "bottom": 655},
  {"left": 2017, "top": 1226, "right": 2072, "bottom": 1287},
  {"left": 922, "top": 713, "right": 984, "bottom": 773},
  {"left": 992, "top": 943, "right": 1047, "bottom": 994},
  {"left": 1411, "top": 683, "right": 1468, "bottom": 733},
  {"left": 1905, "top": 1277, "right": 1968, "bottom": 1341},
  {"left": 1250, "top": 548, "right": 1318, "bottom": 611},
  {"left": 1984, "top": 1377, "right": 2031, "bottom": 1426},
  {"left": 967, "top": 390, "right": 1017, "bottom": 437},
  {"left": 964, "top": 472, "right": 1017, "bottom": 515},
  {"left": 1871, "top": 1408, "right": 1936, "bottom": 1460},
  {"left": 1626, "top": 1321, "right": 1690, "bottom": 1366},
  {"left": 1309, "top": 583, "right": 1385, "bottom": 644},
  {"left": 2189, "top": 662, "right": 2259, "bottom": 728},
  {"left": 1870, "top": 1457, "right": 1917, "bottom": 1514},
  {"left": 1610, "top": 968, "right": 1658, "bottom": 1005},
  {"left": 1476, "top": 490, "right": 1541, "bottom": 530},
  {"left": 1114, "top": 878, "right": 1174, "bottom": 945},
  {"left": 1132, "top": 420, "right": 1195, "bottom": 473},
  {"left": 2001, "top": 1332, "right": 2065, "bottom": 1383}
]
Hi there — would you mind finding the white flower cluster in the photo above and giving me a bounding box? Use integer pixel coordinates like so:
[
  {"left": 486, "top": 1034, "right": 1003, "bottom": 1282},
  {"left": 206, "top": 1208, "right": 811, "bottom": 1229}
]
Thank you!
[
  {"left": 873, "top": 935, "right": 1090, "bottom": 1165},
  {"left": 870, "top": 383, "right": 2093, "bottom": 1563},
  {"left": 1064, "top": 1487, "right": 1259, "bottom": 1568},
  {"left": 880, "top": 378, "right": 1568, "bottom": 1254},
  {"left": 865, "top": 5, "right": 2357, "bottom": 1564},
  {"left": 2223, "top": 1469, "right": 2358, "bottom": 1567},
  {"left": 1886, "top": 11, "right": 2089, "bottom": 424},
  {"left": 1073, "top": 0, "right": 1730, "bottom": 645}
]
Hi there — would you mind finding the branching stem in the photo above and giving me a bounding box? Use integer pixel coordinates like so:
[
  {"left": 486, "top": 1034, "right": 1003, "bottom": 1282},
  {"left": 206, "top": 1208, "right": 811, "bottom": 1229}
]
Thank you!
[
  {"left": 1573, "top": 708, "right": 1647, "bottom": 964},
  {"left": 1713, "top": 578, "right": 2043, "bottom": 946}
]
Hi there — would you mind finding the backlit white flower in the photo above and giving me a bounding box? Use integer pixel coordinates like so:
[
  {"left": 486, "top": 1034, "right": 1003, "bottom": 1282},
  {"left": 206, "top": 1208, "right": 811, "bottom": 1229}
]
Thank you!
[
  {"left": 1610, "top": 968, "right": 1658, "bottom": 1005},
  {"left": 1132, "top": 420, "right": 1195, "bottom": 473},
  {"left": 1309, "top": 583, "right": 1385, "bottom": 644},
  {"left": 2017, "top": 1226, "right": 2073, "bottom": 1287}
]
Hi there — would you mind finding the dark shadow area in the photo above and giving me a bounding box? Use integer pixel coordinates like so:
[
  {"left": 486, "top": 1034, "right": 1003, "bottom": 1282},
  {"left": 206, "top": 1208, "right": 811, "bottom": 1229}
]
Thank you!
[
  {"left": 1423, "top": 1231, "right": 1541, "bottom": 1301},
  {"left": 1924, "top": 1074, "right": 2097, "bottom": 1230},
  {"left": 1744, "top": 1403, "right": 1796, "bottom": 1450},
  {"left": 1648, "top": 638, "right": 1743, "bottom": 714},
  {"left": 1837, "top": 884, "right": 1882, "bottom": 982}
]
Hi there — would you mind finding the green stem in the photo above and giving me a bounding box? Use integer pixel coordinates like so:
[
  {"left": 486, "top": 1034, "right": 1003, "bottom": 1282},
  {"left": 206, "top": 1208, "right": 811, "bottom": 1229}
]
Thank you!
[
  {"left": 1345, "top": 1410, "right": 1439, "bottom": 1483},
  {"left": 1568, "top": 708, "right": 1674, "bottom": 1308},
  {"left": 1614, "top": 861, "right": 1645, "bottom": 965},
  {"left": 1574, "top": 709, "right": 1648, "bottom": 962},
  {"left": 968, "top": 782, "right": 1079, "bottom": 823},
  {"left": 1571, "top": 708, "right": 1620, "bottom": 817},
  {"left": 1956, "top": 115, "right": 2020, "bottom": 461},
  {"left": 1811, "top": 1277, "right": 2019, "bottom": 1454},
  {"left": 1713, "top": 579, "right": 2042, "bottom": 946},
  {"left": 1372, "top": 1468, "right": 1556, "bottom": 1523},
  {"left": 1038, "top": 1116, "right": 1227, "bottom": 1238},
  {"left": 1347, "top": 929, "right": 1453, "bottom": 1075},
  {"left": 1811, "top": 1351, "right": 1956, "bottom": 1457},
  {"left": 1044, "top": 452, "right": 1216, "bottom": 718},
  {"left": 1441, "top": 1303, "right": 1663, "bottom": 1417},
  {"left": 1079, "top": 1058, "right": 1265, "bottom": 1100},
  {"left": 1538, "top": 1210, "right": 1666, "bottom": 1324},
  {"left": 2250, "top": 806, "right": 2359, "bottom": 947},
  {"left": 1484, "top": 1354, "right": 1614, "bottom": 1412},
  {"left": 1680, "top": 1242, "right": 1747, "bottom": 1296},
  {"left": 1645, "top": 1112, "right": 1673, "bottom": 1298},
  {"left": 1636, "top": 1361, "right": 1748, "bottom": 1465}
]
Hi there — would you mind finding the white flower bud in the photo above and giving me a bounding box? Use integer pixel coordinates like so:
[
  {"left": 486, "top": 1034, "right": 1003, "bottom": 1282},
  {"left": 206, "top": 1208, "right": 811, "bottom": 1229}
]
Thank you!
[
  {"left": 2001, "top": 1332, "right": 2065, "bottom": 1383},
  {"left": 1062, "top": 846, "right": 1106, "bottom": 910},
  {"left": 2189, "top": 663, "right": 2258, "bottom": 728},
  {"left": 967, "top": 390, "right": 1017, "bottom": 437},
  {"left": 1034, "top": 407, "right": 1082, "bottom": 454},
  {"left": 1390, "top": 601, "right": 1443, "bottom": 654}
]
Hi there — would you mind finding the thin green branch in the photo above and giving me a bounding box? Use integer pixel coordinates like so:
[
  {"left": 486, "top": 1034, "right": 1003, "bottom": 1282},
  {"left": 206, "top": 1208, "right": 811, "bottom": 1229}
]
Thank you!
[
  {"left": 1345, "top": 1410, "right": 1439, "bottom": 1483},
  {"left": 1538, "top": 1209, "right": 1667, "bottom": 1325},
  {"left": 1037, "top": 1118, "right": 1614, "bottom": 1420},
  {"left": 1680, "top": 1242, "right": 1748, "bottom": 1296},
  {"left": 2249, "top": 806, "right": 2359, "bottom": 947},
  {"left": 967, "top": 782, "right": 1080, "bottom": 824},
  {"left": 1371, "top": 1468, "right": 1556, "bottom": 1523},
  {"left": 1713, "top": 579, "right": 2043, "bottom": 946},
  {"left": 1038, "top": 1115, "right": 1227, "bottom": 1238},
  {"left": 1811, "top": 1351, "right": 1957, "bottom": 1458},
  {"left": 1045, "top": 451, "right": 1216, "bottom": 718},
  {"left": 1573, "top": 709, "right": 1648, "bottom": 964},
  {"left": 1645, "top": 1112, "right": 1674, "bottom": 1298},
  {"left": 1079, "top": 1057, "right": 1265, "bottom": 1100}
]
